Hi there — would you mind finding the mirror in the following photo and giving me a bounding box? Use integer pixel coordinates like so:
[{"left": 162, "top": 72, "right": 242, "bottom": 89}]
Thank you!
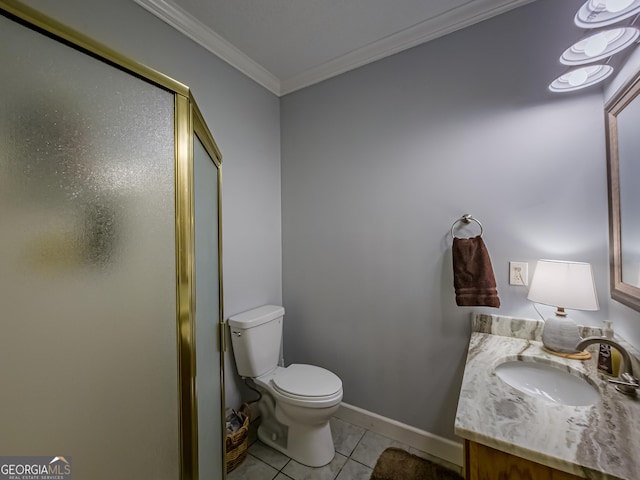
[{"left": 606, "top": 68, "right": 640, "bottom": 311}]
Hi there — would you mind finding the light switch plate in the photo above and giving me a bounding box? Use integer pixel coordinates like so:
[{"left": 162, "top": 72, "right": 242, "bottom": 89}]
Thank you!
[{"left": 509, "top": 261, "right": 528, "bottom": 286}]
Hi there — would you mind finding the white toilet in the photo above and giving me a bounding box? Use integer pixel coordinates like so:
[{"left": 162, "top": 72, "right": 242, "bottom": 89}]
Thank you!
[{"left": 228, "top": 305, "right": 343, "bottom": 467}]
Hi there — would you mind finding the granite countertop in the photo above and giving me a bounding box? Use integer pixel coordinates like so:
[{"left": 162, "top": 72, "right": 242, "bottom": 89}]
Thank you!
[{"left": 455, "top": 313, "right": 640, "bottom": 480}]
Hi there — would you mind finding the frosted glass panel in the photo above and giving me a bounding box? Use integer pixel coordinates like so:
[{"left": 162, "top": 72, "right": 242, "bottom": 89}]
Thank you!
[
  {"left": 193, "top": 135, "right": 223, "bottom": 478},
  {"left": 0, "top": 13, "right": 179, "bottom": 480}
]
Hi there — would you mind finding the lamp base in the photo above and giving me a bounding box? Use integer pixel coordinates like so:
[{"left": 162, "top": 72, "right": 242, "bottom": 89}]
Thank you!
[
  {"left": 541, "top": 346, "right": 591, "bottom": 360},
  {"left": 541, "top": 315, "right": 582, "bottom": 354}
]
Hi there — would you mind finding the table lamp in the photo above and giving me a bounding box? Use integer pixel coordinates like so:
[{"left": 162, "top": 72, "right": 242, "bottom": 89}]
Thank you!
[{"left": 527, "top": 259, "right": 599, "bottom": 355}]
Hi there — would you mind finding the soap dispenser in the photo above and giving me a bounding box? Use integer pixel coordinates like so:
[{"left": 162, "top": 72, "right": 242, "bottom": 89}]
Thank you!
[{"left": 597, "top": 321, "right": 621, "bottom": 377}]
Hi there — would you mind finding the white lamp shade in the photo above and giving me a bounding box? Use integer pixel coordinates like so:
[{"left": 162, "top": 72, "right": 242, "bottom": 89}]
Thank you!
[{"left": 527, "top": 260, "right": 599, "bottom": 311}]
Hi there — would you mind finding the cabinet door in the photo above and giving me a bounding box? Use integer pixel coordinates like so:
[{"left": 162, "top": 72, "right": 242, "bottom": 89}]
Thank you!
[{"left": 465, "top": 441, "right": 585, "bottom": 480}]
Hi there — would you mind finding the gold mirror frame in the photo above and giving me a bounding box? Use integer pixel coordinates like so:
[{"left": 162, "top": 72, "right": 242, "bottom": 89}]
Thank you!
[{"left": 605, "top": 68, "right": 640, "bottom": 311}]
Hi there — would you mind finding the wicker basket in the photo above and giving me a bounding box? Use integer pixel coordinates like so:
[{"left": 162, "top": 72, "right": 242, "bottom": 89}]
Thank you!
[{"left": 225, "top": 404, "right": 250, "bottom": 473}]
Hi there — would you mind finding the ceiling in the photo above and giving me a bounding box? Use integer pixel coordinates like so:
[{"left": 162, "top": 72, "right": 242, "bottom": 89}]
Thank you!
[{"left": 133, "top": 0, "right": 537, "bottom": 96}]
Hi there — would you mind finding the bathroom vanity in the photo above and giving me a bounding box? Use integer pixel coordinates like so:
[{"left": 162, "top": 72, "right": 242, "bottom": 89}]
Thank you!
[{"left": 455, "top": 314, "right": 640, "bottom": 480}]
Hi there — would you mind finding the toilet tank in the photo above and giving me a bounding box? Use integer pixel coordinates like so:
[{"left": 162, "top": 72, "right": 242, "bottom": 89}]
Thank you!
[{"left": 228, "top": 305, "right": 284, "bottom": 378}]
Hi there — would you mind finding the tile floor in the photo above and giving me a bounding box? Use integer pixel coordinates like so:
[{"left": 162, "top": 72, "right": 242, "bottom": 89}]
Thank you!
[{"left": 228, "top": 416, "right": 462, "bottom": 480}]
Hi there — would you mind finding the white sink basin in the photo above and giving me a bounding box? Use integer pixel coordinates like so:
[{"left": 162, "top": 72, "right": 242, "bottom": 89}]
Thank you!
[{"left": 495, "top": 360, "right": 599, "bottom": 406}]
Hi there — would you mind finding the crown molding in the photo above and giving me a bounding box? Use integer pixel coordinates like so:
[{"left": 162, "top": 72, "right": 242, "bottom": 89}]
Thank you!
[
  {"left": 280, "top": 0, "right": 537, "bottom": 95},
  {"left": 134, "top": 0, "right": 536, "bottom": 97},
  {"left": 133, "top": 0, "right": 281, "bottom": 95}
]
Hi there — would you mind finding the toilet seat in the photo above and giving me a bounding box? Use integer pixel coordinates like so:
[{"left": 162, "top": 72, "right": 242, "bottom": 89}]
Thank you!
[
  {"left": 255, "top": 364, "right": 343, "bottom": 409},
  {"left": 273, "top": 364, "right": 342, "bottom": 397}
]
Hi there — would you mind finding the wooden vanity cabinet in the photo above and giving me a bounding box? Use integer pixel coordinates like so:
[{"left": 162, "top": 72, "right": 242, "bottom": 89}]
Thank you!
[{"left": 464, "top": 440, "right": 585, "bottom": 480}]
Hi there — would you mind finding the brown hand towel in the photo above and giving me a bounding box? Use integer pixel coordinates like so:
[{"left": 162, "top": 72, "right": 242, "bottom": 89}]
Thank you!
[{"left": 452, "top": 235, "right": 500, "bottom": 307}]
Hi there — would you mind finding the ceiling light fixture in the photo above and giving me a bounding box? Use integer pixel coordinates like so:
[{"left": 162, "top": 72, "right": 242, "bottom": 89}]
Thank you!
[
  {"left": 549, "top": 64, "right": 613, "bottom": 92},
  {"left": 575, "top": 0, "right": 640, "bottom": 28},
  {"left": 560, "top": 27, "right": 640, "bottom": 65}
]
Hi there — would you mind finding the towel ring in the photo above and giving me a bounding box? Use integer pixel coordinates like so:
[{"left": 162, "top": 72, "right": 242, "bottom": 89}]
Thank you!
[{"left": 450, "top": 214, "right": 483, "bottom": 239}]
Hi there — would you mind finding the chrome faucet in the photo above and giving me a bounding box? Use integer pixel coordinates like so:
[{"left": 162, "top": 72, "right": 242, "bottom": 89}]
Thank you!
[{"left": 576, "top": 336, "right": 640, "bottom": 396}]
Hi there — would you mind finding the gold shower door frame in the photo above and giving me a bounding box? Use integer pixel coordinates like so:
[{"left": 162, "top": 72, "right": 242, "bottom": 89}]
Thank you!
[{"left": 0, "top": 1, "right": 225, "bottom": 478}]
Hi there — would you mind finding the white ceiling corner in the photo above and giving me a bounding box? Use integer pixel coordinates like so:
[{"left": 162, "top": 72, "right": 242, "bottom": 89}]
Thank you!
[
  {"left": 133, "top": 0, "right": 281, "bottom": 94},
  {"left": 280, "top": 0, "right": 538, "bottom": 94},
  {"left": 133, "top": 0, "right": 537, "bottom": 96}
]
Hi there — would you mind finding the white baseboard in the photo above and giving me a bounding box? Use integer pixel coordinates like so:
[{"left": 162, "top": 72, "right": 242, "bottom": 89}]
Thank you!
[{"left": 335, "top": 402, "right": 464, "bottom": 468}]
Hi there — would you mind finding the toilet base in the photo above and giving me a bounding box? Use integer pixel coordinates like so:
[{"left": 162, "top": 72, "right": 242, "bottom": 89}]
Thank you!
[
  {"left": 251, "top": 370, "right": 342, "bottom": 468},
  {"left": 257, "top": 420, "right": 335, "bottom": 467}
]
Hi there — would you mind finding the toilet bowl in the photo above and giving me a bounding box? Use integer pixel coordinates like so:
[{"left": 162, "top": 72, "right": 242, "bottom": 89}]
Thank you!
[
  {"left": 228, "top": 305, "right": 343, "bottom": 467},
  {"left": 254, "top": 364, "right": 342, "bottom": 466}
]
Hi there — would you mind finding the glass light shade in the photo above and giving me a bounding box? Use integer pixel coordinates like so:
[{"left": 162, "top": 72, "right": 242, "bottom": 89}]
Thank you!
[
  {"left": 549, "top": 65, "right": 613, "bottom": 92},
  {"left": 560, "top": 27, "right": 639, "bottom": 65},
  {"left": 575, "top": 0, "right": 640, "bottom": 28},
  {"left": 527, "top": 260, "right": 599, "bottom": 311}
]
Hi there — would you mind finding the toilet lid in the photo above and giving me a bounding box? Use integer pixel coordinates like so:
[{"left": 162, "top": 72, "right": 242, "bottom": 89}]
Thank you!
[{"left": 272, "top": 364, "right": 342, "bottom": 397}]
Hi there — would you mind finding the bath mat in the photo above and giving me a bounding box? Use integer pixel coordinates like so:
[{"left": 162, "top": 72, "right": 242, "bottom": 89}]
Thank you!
[{"left": 370, "top": 447, "right": 463, "bottom": 480}]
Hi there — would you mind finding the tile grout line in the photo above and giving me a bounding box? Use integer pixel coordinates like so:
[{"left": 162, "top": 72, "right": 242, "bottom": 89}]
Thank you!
[{"left": 231, "top": 416, "right": 421, "bottom": 480}]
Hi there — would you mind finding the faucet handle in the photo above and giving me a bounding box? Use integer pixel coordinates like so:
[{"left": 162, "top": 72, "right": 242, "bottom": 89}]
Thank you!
[{"left": 608, "top": 373, "right": 640, "bottom": 394}]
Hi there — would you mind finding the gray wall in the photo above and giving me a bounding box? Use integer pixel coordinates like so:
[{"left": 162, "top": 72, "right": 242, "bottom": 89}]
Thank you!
[
  {"left": 281, "top": 0, "right": 613, "bottom": 441},
  {"left": 18, "top": 0, "right": 283, "bottom": 410}
]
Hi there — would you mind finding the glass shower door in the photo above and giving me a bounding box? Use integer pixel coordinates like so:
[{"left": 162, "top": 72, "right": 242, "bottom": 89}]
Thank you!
[
  {"left": 0, "top": 10, "right": 179, "bottom": 478},
  {"left": 0, "top": 2, "right": 225, "bottom": 479},
  {"left": 194, "top": 133, "right": 224, "bottom": 479}
]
